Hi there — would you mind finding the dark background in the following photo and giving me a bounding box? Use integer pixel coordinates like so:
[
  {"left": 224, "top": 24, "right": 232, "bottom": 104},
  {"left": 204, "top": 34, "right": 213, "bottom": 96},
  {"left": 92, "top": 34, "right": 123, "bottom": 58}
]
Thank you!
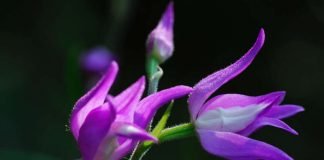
[{"left": 0, "top": 0, "right": 323, "bottom": 159}]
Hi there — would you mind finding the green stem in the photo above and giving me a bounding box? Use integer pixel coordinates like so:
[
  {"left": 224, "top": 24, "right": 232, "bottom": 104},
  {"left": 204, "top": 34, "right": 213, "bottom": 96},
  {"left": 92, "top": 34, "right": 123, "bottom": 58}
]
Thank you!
[
  {"left": 146, "top": 56, "right": 158, "bottom": 80},
  {"left": 159, "top": 123, "right": 195, "bottom": 143},
  {"left": 130, "top": 123, "right": 195, "bottom": 160},
  {"left": 146, "top": 57, "right": 161, "bottom": 95},
  {"left": 129, "top": 57, "right": 163, "bottom": 160}
]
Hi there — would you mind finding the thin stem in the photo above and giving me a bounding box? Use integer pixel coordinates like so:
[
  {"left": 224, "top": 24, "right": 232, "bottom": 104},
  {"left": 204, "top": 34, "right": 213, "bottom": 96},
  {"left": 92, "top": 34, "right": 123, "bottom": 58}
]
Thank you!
[
  {"left": 146, "top": 56, "right": 159, "bottom": 81},
  {"left": 147, "top": 66, "right": 163, "bottom": 94},
  {"left": 146, "top": 56, "right": 162, "bottom": 95},
  {"left": 130, "top": 57, "right": 162, "bottom": 160}
]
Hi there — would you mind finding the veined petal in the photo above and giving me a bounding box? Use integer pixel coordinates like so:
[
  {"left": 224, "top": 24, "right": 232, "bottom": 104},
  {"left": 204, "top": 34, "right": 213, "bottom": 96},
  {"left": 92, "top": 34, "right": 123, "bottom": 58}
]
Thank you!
[
  {"left": 135, "top": 85, "right": 192, "bottom": 128},
  {"left": 112, "top": 122, "right": 157, "bottom": 142},
  {"left": 264, "top": 104, "right": 304, "bottom": 119},
  {"left": 195, "top": 104, "right": 267, "bottom": 132},
  {"left": 77, "top": 103, "right": 116, "bottom": 160},
  {"left": 71, "top": 61, "right": 118, "bottom": 139},
  {"left": 238, "top": 117, "right": 298, "bottom": 136},
  {"left": 197, "top": 129, "right": 293, "bottom": 160},
  {"left": 188, "top": 29, "right": 265, "bottom": 119},
  {"left": 113, "top": 76, "right": 145, "bottom": 113},
  {"left": 199, "top": 92, "right": 285, "bottom": 116}
]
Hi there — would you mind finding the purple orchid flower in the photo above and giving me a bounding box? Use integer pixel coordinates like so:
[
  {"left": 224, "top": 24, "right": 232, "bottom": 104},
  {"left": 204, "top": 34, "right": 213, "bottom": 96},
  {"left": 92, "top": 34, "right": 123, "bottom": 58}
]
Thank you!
[
  {"left": 146, "top": 2, "right": 174, "bottom": 63},
  {"left": 70, "top": 61, "right": 192, "bottom": 160},
  {"left": 188, "top": 29, "right": 304, "bottom": 160}
]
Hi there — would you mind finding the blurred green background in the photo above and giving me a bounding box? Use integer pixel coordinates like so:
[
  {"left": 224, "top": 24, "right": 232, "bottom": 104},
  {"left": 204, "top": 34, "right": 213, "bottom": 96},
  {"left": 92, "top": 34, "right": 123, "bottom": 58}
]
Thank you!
[{"left": 0, "top": 0, "right": 323, "bottom": 159}]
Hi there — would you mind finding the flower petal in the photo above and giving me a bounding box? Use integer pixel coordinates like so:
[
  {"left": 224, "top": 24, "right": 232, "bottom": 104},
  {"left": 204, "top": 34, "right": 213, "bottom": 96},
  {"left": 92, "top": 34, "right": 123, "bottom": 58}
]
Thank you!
[
  {"left": 104, "top": 122, "right": 157, "bottom": 160},
  {"left": 197, "top": 129, "right": 293, "bottom": 160},
  {"left": 77, "top": 103, "right": 116, "bottom": 160},
  {"left": 110, "top": 139, "right": 136, "bottom": 160},
  {"left": 238, "top": 117, "right": 298, "bottom": 136},
  {"left": 70, "top": 61, "right": 118, "bottom": 139},
  {"left": 264, "top": 104, "right": 304, "bottom": 119},
  {"left": 113, "top": 122, "right": 158, "bottom": 142},
  {"left": 199, "top": 91, "right": 285, "bottom": 117},
  {"left": 113, "top": 76, "right": 145, "bottom": 112},
  {"left": 110, "top": 76, "right": 146, "bottom": 123},
  {"left": 134, "top": 85, "right": 192, "bottom": 128},
  {"left": 188, "top": 29, "right": 265, "bottom": 119}
]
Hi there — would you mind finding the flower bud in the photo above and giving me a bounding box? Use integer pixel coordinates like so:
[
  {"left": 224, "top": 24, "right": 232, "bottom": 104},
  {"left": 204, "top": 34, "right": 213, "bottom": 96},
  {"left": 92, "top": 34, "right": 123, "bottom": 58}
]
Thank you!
[
  {"left": 80, "top": 47, "right": 114, "bottom": 73},
  {"left": 146, "top": 2, "right": 174, "bottom": 63}
]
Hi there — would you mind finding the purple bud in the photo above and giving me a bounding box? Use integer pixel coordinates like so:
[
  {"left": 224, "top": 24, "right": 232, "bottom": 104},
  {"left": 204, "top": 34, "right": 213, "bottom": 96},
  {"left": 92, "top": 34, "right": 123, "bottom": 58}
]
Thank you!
[
  {"left": 146, "top": 2, "right": 174, "bottom": 63},
  {"left": 80, "top": 47, "right": 114, "bottom": 73}
]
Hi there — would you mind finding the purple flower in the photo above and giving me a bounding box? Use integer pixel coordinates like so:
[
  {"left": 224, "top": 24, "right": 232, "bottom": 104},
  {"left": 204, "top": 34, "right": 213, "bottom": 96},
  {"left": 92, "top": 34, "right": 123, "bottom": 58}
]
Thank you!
[
  {"left": 146, "top": 2, "right": 174, "bottom": 63},
  {"left": 70, "top": 61, "right": 192, "bottom": 160},
  {"left": 80, "top": 47, "right": 114, "bottom": 73},
  {"left": 188, "top": 29, "right": 304, "bottom": 160}
]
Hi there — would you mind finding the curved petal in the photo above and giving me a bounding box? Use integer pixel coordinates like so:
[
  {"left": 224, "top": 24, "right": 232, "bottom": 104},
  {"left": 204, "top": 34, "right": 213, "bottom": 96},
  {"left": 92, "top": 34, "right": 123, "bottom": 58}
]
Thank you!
[
  {"left": 134, "top": 85, "right": 192, "bottom": 128},
  {"left": 197, "top": 129, "right": 293, "bottom": 160},
  {"left": 110, "top": 139, "right": 136, "bottom": 160},
  {"left": 95, "top": 122, "right": 156, "bottom": 160},
  {"left": 238, "top": 117, "right": 298, "bottom": 136},
  {"left": 70, "top": 61, "right": 118, "bottom": 139},
  {"left": 188, "top": 29, "right": 265, "bottom": 119},
  {"left": 112, "top": 122, "right": 158, "bottom": 142},
  {"left": 113, "top": 76, "right": 145, "bottom": 113},
  {"left": 77, "top": 103, "right": 116, "bottom": 160},
  {"left": 264, "top": 104, "right": 304, "bottom": 119},
  {"left": 199, "top": 91, "right": 285, "bottom": 116}
]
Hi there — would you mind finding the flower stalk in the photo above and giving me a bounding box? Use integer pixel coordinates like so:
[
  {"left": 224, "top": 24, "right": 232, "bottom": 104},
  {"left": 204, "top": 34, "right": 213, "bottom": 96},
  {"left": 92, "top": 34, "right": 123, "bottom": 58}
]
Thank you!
[
  {"left": 130, "top": 123, "right": 195, "bottom": 160},
  {"left": 146, "top": 56, "right": 163, "bottom": 95},
  {"left": 158, "top": 123, "right": 195, "bottom": 143}
]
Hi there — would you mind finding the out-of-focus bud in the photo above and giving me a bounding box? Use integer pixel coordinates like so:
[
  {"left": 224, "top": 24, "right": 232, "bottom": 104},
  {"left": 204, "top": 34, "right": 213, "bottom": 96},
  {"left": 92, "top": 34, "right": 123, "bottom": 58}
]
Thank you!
[
  {"left": 146, "top": 2, "right": 174, "bottom": 63},
  {"left": 80, "top": 47, "right": 114, "bottom": 73}
]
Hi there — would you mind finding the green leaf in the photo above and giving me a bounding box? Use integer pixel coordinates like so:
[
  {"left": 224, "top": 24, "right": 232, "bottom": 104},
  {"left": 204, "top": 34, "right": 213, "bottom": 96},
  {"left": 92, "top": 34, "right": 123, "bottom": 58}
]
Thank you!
[{"left": 151, "top": 100, "right": 174, "bottom": 137}]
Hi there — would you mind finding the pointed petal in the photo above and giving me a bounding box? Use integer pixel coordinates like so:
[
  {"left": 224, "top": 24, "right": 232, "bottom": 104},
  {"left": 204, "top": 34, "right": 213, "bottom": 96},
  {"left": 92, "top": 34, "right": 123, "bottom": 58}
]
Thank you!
[
  {"left": 238, "top": 117, "right": 298, "bottom": 136},
  {"left": 70, "top": 61, "right": 118, "bottom": 139},
  {"left": 135, "top": 85, "right": 192, "bottom": 128},
  {"left": 113, "top": 76, "right": 146, "bottom": 115},
  {"left": 77, "top": 103, "right": 116, "bottom": 160},
  {"left": 188, "top": 29, "right": 265, "bottom": 119},
  {"left": 113, "top": 122, "right": 158, "bottom": 142},
  {"left": 110, "top": 139, "right": 136, "bottom": 160},
  {"left": 199, "top": 91, "right": 285, "bottom": 116},
  {"left": 158, "top": 2, "right": 174, "bottom": 31},
  {"left": 197, "top": 129, "right": 293, "bottom": 160},
  {"left": 264, "top": 104, "right": 304, "bottom": 119}
]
